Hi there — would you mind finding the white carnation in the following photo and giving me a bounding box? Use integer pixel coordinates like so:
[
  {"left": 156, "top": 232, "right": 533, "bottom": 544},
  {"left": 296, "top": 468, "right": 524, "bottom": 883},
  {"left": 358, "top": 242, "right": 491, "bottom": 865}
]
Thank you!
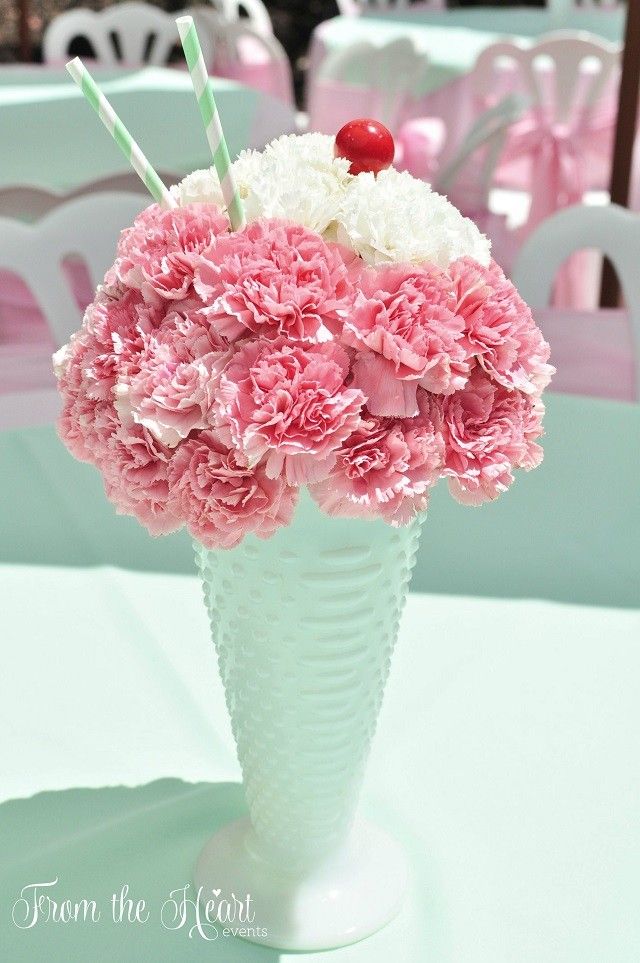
[
  {"left": 170, "top": 151, "right": 263, "bottom": 208},
  {"left": 335, "top": 168, "right": 491, "bottom": 268},
  {"left": 171, "top": 136, "right": 491, "bottom": 268},
  {"left": 238, "top": 134, "right": 350, "bottom": 235},
  {"left": 262, "top": 132, "right": 349, "bottom": 177},
  {"left": 170, "top": 168, "right": 222, "bottom": 207}
]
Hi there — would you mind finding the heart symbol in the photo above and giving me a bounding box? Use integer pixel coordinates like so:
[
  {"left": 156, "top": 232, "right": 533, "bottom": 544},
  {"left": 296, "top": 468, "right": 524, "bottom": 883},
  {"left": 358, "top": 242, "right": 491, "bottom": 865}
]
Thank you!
[{"left": 212, "top": 889, "right": 221, "bottom": 897}]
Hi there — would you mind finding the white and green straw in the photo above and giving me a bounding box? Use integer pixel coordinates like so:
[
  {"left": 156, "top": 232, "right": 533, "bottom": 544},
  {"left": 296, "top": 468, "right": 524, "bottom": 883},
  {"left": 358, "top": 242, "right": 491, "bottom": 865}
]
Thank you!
[
  {"left": 176, "top": 16, "right": 245, "bottom": 231},
  {"left": 66, "top": 57, "right": 176, "bottom": 209}
]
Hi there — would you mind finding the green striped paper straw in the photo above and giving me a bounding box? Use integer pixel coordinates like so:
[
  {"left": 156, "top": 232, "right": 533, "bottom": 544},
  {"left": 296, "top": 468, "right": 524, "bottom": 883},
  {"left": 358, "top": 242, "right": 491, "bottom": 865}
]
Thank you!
[
  {"left": 66, "top": 57, "right": 176, "bottom": 209},
  {"left": 176, "top": 16, "right": 245, "bottom": 231}
]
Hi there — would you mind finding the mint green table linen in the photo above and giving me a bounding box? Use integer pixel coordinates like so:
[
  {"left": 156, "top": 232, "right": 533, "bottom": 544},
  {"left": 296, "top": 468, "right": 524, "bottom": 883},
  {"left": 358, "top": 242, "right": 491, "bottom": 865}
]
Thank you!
[
  {"left": 357, "top": 6, "right": 624, "bottom": 41},
  {"left": 0, "top": 67, "right": 296, "bottom": 192},
  {"left": 1, "top": 564, "right": 639, "bottom": 961},
  {"left": 1, "top": 393, "right": 638, "bottom": 607},
  {"left": 311, "top": 12, "right": 623, "bottom": 96}
]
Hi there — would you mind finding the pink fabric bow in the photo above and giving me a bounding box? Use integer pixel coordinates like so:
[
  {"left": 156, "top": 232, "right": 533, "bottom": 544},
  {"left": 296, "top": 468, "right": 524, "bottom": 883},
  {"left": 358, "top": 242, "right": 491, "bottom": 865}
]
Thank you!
[{"left": 499, "top": 98, "right": 616, "bottom": 236}]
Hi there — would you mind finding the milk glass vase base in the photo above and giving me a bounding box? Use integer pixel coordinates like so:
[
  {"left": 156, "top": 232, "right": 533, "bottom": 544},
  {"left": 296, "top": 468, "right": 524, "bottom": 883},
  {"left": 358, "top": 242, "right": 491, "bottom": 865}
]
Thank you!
[
  {"left": 195, "top": 816, "right": 408, "bottom": 951},
  {"left": 194, "top": 489, "right": 423, "bottom": 952}
]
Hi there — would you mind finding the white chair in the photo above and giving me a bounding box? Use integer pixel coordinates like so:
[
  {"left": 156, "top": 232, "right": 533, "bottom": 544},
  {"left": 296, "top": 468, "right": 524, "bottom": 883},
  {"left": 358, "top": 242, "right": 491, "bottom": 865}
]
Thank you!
[
  {"left": 472, "top": 31, "right": 620, "bottom": 240},
  {"left": 513, "top": 204, "right": 640, "bottom": 352},
  {"left": 206, "top": 0, "right": 273, "bottom": 37},
  {"left": 43, "top": 3, "right": 213, "bottom": 67},
  {"left": 308, "top": 37, "right": 431, "bottom": 133},
  {"left": 473, "top": 31, "right": 620, "bottom": 125},
  {"left": 0, "top": 192, "right": 147, "bottom": 431}
]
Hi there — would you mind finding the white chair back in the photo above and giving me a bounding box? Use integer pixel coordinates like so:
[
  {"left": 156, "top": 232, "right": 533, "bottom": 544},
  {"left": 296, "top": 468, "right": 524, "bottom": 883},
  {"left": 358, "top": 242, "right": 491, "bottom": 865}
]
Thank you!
[
  {"left": 206, "top": 0, "right": 273, "bottom": 37},
  {"left": 0, "top": 192, "right": 147, "bottom": 347},
  {"left": 472, "top": 31, "right": 619, "bottom": 126},
  {"left": 436, "top": 93, "right": 529, "bottom": 203},
  {"left": 43, "top": 3, "right": 213, "bottom": 67},
  {"left": 312, "top": 37, "right": 430, "bottom": 131},
  {"left": 512, "top": 204, "right": 640, "bottom": 357}
]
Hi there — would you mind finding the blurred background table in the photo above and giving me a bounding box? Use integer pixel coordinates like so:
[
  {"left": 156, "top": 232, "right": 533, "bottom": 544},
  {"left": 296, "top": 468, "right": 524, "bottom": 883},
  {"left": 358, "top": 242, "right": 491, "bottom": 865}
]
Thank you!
[
  {"left": 310, "top": 8, "right": 624, "bottom": 96},
  {"left": 0, "top": 65, "right": 296, "bottom": 192},
  {"left": 349, "top": 4, "right": 625, "bottom": 37}
]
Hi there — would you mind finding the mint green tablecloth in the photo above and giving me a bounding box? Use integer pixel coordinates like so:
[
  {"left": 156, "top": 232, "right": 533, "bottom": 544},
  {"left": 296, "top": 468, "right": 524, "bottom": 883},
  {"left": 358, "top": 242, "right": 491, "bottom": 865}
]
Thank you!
[
  {"left": 357, "top": 6, "right": 624, "bottom": 41},
  {"left": 0, "top": 67, "right": 296, "bottom": 192},
  {"left": 311, "top": 11, "right": 623, "bottom": 96},
  {"left": 1, "top": 565, "right": 638, "bottom": 961}
]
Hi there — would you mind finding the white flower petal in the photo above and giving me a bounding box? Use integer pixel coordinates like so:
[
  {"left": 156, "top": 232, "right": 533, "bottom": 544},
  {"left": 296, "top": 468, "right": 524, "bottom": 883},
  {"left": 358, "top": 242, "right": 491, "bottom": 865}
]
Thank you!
[{"left": 171, "top": 135, "right": 491, "bottom": 268}]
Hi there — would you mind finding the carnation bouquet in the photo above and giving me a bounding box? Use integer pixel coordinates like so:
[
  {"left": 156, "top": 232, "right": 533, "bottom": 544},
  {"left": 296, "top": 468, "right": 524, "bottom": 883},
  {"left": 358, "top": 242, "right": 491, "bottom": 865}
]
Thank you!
[
  {"left": 56, "top": 26, "right": 552, "bottom": 952},
  {"left": 55, "top": 132, "right": 552, "bottom": 547}
]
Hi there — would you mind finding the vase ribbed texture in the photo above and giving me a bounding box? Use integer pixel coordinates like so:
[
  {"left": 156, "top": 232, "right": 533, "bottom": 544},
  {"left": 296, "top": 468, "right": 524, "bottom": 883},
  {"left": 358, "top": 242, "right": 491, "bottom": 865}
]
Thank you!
[{"left": 195, "top": 490, "right": 423, "bottom": 871}]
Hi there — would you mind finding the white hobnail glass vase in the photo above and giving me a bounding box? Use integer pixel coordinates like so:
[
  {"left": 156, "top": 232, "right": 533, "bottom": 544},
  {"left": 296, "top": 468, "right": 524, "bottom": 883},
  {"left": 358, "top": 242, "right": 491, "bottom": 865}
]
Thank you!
[{"left": 194, "top": 488, "right": 423, "bottom": 951}]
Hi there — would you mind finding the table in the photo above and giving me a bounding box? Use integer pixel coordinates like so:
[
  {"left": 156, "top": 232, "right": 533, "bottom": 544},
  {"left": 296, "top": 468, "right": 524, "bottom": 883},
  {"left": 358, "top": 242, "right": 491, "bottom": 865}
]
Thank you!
[
  {"left": 1, "top": 564, "right": 638, "bottom": 962},
  {"left": 309, "top": 10, "right": 623, "bottom": 99},
  {"left": 0, "top": 66, "right": 296, "bottom": 193},
  {"left": 359, "top": 5, "right": 625, "bottom": 38}
]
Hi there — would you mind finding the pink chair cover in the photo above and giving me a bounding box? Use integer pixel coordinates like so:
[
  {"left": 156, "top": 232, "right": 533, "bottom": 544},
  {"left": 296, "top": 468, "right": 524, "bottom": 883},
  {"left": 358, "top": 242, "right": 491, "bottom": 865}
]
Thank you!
[
  {"left": 537, "top": 306, "right": 636, "bottom": 403},
  {"left": 214, "top": 36, "right": 293, "bottom": 105},
  {"left": 499, "top": 98, "right": 617, "bottom": 235},
  {"left": 307, "top": 79, "right": 420, "bottom": 136}
]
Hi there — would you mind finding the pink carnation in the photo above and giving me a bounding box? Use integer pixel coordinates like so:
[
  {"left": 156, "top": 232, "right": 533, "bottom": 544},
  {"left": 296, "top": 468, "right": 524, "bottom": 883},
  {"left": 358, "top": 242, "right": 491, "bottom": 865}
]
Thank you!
[
  {"left": 430, "top": 369, "right": 545, "bottom": 506},
  {"left": 76, "top": 289, "right": 164, "bottom": 400},
  {"left": 169, "top": 430, "right": 298, "bottom": 548},
  {"left": 342, "top": 263, "right": 470, "bottom": 418},
  {"left": 113, "top": 300, "right": 231, "bottom": 448},
  {"left": 55, "top": 290, "right": 163, "bottom": 461},
  {"left": 114, "top": 349, "right": 228, "bottom": 448},
  {"left": 216, "top": 338, "right": 365, "bottom": 485},
  {"left": 156, "top": 299, "right": 229, "bottom": 360},
  {"left": 55, "top": 206, "right": 552, "bottom": 541},
  {"left": 195, "top": 219, "right": 356, "bottom": 343},
  {"left": 310, "top": 411, "right": 443, "bottom": 524},
  {"left": 102, "top": 420, "right": 181, "bottom": 535},
  {"left": 448, "top": 257, "right": 554, "bottom": 395},
  {"left": 58, "top": 394, "right": 118, "bottom": 466},
  {"left": 116, "top": 204, "right": 229, "bottom": 303}
]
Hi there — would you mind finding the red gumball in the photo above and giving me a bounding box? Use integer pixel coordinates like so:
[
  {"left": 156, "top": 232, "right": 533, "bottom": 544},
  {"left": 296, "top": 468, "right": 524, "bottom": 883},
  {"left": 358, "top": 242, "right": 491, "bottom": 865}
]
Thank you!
[{"left": 334, "top": 119, "right": 395, "bottom": 176}]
